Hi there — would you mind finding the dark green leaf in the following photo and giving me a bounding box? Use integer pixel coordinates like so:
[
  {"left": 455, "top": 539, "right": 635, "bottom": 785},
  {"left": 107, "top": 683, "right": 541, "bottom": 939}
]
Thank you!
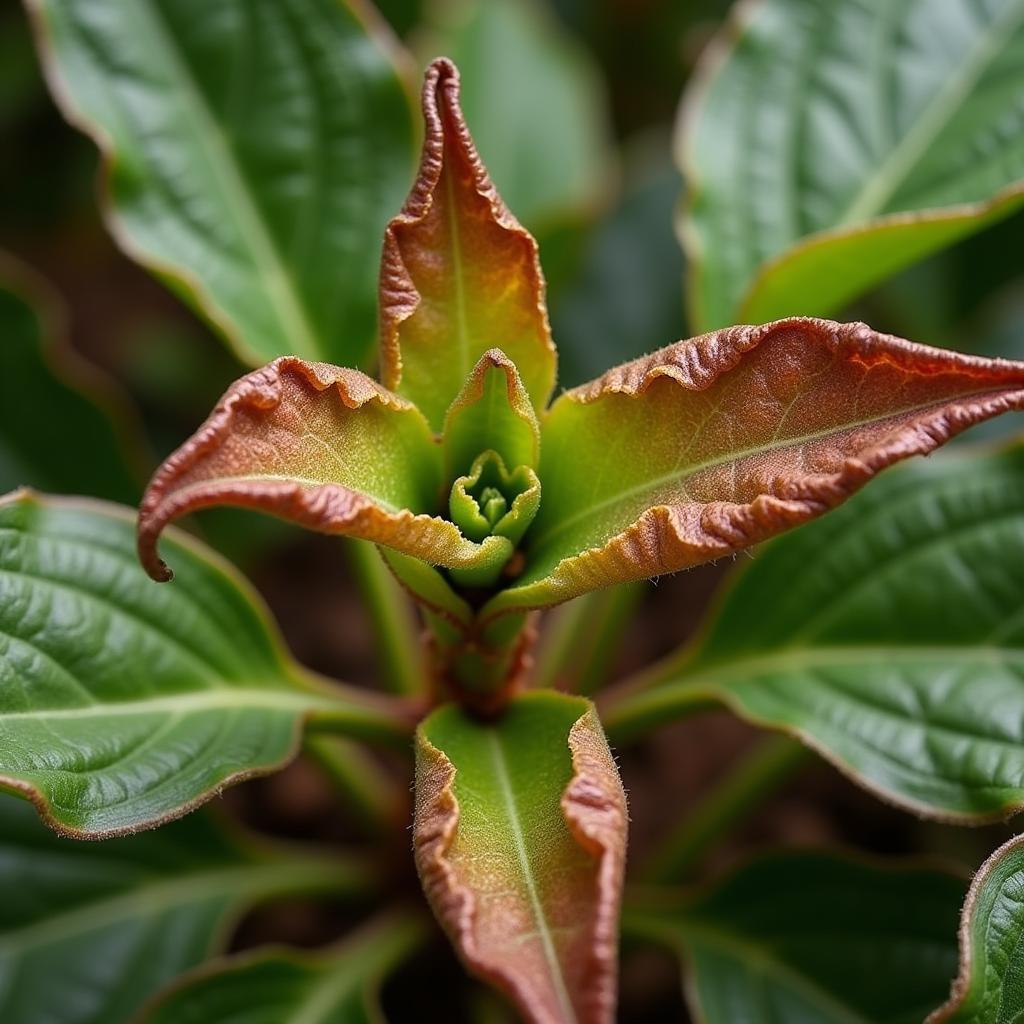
[
  {"left": 681, "top": 0, "right": 1024, "bottom": 330},
  {"left": 29, "top": 0, "right": 416, "bottom": 367},
  {"left": 606, "top": 446, "right": 1024, "bottom": 821},
  {"left": 0, "top": 795, "right": 368, "bottom": 1024},
  {"left": 0, "top": 258, "right": 143, "bottom": 504},
  {"left": 0, "top": 490, "right": 409, "bottom": 837},
  {"left": 628, "top": 850, "right": 963, "bottom": 1024},
  {"left": 141, "top": 912, "right": 425, "bottom": 1024}
]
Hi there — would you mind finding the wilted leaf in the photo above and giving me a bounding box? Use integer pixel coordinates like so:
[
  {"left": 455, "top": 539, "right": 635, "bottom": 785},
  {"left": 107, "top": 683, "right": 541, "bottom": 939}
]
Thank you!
[
  {"left": 140, "top": 912, "right": 425, "bottom": 1024},
  {"left": 928, "top": 833, "right": 1024, "bottom": 1023},
  {"left": 0, "top": 796, "right": 367, "bottom": 1024},
  {"left": 628, "top": 850, "right": 962, "bottom": 1024},
  {"left": 414, "top": 691, "right": 626, "bottom": 1024},
  {"left": 680, "top": 0, "right": 1024, "bottom": 330},
  {"left": 28, "top": 0, "right": 416, "bottom": 367},
  {"left": 0, "top": 490, "right": 409, "bottom": 837},
  {"left": 484, "top": 317, "right": 1024, "bottom": 621},
  {"left": 0, "top": 257, "right": 143, "bottom": 504},
  {"left": 605, "top": 445, "right": 1024, "bottom": 821},
  {"left": 379, "top": 57, "right": 556, "bottom": 430},
  {"left": 136, "top": 357, "right": 508, "bottom": 583}
]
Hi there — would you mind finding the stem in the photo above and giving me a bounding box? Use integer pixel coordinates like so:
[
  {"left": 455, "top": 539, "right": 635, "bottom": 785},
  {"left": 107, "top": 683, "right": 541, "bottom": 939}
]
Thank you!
[
  {"left": 304, "top": 735, "right": 407, "bottom": 837},
  {"left": 346, "top": 538, "right": 427, "bottom": 697},
  {"left": 533, "top": 583, "right": 645, "bottom": 694},
  {"left": 641, "top": 735, "right": 810, "bottom": 883}
]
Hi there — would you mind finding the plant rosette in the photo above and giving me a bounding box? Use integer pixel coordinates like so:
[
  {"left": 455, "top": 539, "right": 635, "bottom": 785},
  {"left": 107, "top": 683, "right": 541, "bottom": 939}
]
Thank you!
[{"left": 132, "top": 58, "right": 1024, "bottom": 1024}]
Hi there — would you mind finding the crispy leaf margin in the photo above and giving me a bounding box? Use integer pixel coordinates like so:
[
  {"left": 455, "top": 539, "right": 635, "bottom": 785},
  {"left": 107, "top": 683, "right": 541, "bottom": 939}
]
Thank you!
[{"left": 414, "top": 702, "right": 626, "bottom": 1023}]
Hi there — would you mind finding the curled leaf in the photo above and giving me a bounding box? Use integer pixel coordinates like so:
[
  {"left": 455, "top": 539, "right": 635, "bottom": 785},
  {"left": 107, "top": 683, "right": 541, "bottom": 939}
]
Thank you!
[
  {"left": 448, "top": 452, "right": 540, "bottom": 548},
  {"left": 414, "top": 692, "right": 626, "bottom": 1024},
  {"left": 138, "top": 356, "right": 507, "bottom": 581},
  {"left": 484, "top": 317, "right": 1024, "bottom": 620},
  {"left": 379, "top": 57, "right": 556, "bottom": 430}
]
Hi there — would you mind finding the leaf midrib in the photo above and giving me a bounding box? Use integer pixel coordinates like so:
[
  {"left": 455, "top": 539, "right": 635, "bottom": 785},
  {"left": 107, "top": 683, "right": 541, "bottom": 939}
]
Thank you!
[
  {"left": 444, "top": 158, "right": 473, "bottom": 389},
  {"left": 0, "top": 688, "right": 333, "bottom": 721},
  {"left": 526, "top": 386, "right": 1020, "bottom": 571},
  {"left": 486, "top": 730, "right": 578, "bottom": 1024},
  {"left": 131, "top": 0, "right": 321, "bottom": 358},
  {"left": 836, "top": 0, "right": 1024, "bottom": 225}
]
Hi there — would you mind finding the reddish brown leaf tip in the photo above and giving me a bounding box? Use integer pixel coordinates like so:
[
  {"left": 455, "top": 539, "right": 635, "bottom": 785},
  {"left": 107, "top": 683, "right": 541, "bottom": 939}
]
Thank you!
[
  {"left": 136, "top": 357, "right": 428, "bottom": 582},
  {"left": 378, "top": 58, "right": 555, "bottom": 423}
]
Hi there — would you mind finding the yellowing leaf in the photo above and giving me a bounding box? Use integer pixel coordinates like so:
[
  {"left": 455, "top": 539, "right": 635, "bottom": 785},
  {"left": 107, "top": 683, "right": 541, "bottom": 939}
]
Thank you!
[
  {"left": 379, "top": 58, "right": 557, "bottom": 430},
  {"left": 414, "top": 692, "right": 626, "bottom": 1024}
]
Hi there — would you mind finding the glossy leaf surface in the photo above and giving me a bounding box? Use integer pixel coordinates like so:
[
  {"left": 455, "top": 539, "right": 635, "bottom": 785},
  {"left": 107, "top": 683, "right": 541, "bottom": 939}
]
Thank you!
[
  {"left": 0, "top": 491, "right": 406, "bottom": 837},
  {"left": 0, "top": 796, "right": 365, "bottom": 1024},
  {"left": 137, "top": 357, "right": 507, "bottom": 582},
  {"left": 681, "top": 0, "right": 1024, "bottom": 330},
  {"left": 485, "top": 317, "right": 1024, "bottom": 621},
  {"left": 414, "top": 691, "right": 626, "bottom": 1024},
  {"left": 928, "top": 834, "right": 1024, "bottom": 1023},
  {"left": 380, "top": 58, "right": 557, "bottom": 430},
  {"left": 141, "top": 912, "right": 425, "bottom": 1024},
  {"left": 424, "top": 0, "right": 613, "bottom": 229},
  {"left": 628, "top": 851, "right": 961, "bottom": 1024},
  {"left": 0, "top": 260, "right": 142, "bottom": 504},
  {"left": 606, "top": 446, "right": 1024, "bottom": 820},
  {"left": 29, "top": 0, "right": 415, "bottom": 367}
]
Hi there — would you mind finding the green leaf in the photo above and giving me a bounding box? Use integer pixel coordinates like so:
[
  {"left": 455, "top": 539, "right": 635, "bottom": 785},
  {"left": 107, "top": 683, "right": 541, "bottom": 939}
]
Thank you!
[
  {"left": 605, "top": 445, "right": 1024, "bottom": 821},
  {"left": 442, "top": 350, "right": 541, "bottom": 481},
  {"left": 28, "top": 0, "right": 416, "bottom": 368},
  {"left": 680, "top": 0, "right": 1024, "bottom": 331},
  {"left": 422, "top": 0, "right": 613, "bottom": 230},
  {"left": 928, "top": 833, "right": 1024, "bottom": 1023},
  {"left": 0, "top": 490, "right": 409, "bottom": 837},
  {"left": 414, "top": 691, "right": 627, "bottom": 1024},
  {"left": 0, "top": 257, "right": 143, "bottom": 504},
  {"left": 627, "top": 850, "right": 963, "bottom": 1024},
  {"left": 0, "top": 795, "right": 369, "bottom": 1024},
  {"left": 140, "top": 911, "right": 426, "bottom": 1024}
]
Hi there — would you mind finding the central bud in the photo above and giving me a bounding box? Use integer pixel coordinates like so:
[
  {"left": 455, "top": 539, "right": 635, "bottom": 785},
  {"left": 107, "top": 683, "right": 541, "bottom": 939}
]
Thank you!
[{"left": 448, "top": 450, "right": 540, "bottom": 588}]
